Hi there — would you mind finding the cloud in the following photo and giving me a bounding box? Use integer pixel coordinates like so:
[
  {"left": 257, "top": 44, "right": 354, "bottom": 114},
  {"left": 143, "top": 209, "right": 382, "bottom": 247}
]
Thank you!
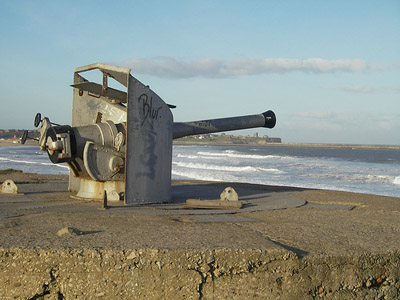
[
  {"left": 277, "top": 111, "right": 400, "bottom": 144},
  {"left": 338, "top": 85, "right": 400, "bottom": 94},
  {"left": 123, "top": 57, "right": 369, "bottom": 79},
  {"left": 284, "top": 111, "right": 400, "bottom": 132},
  {"left": 284, "top": 111, "right": 349, "bottom": 131},
  {"left": 339, "top": 85, "right": 374, "bottom": 93}
]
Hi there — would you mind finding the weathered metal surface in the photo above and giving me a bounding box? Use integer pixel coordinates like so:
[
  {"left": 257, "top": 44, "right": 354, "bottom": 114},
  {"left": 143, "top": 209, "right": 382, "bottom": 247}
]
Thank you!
[
  {"left": 69, "top": 64, "right": 129, "bottom": 197},
  {"left": 30, "top": 63, "right": 276, "bottom": 205},
  {"left": 173, "top": 110, "right": 276, "bottom": 139},
  {"left": 71, "top": 82, "right": 127, "bottom": 103},
  {"left": 125, "top": 77, "right": 173, "bottom": 205},
  {"left": 73, "top": 178, "right": 125, "bottom": 202}
]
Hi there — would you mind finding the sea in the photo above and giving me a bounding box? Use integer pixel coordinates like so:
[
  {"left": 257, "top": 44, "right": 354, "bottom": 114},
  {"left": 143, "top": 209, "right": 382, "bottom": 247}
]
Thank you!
[{"left": 1, "top": 145, "right": 399, "bottom": 198}]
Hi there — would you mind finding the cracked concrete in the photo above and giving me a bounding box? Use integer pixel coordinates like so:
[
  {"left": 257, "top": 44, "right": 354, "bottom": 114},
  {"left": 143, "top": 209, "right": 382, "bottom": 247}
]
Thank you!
[
  {"left": 1, "top": 248, "right": 399, "bottom": 299},
  {"left": 0, "top": 172, "right": 400, "bottom": 299}
]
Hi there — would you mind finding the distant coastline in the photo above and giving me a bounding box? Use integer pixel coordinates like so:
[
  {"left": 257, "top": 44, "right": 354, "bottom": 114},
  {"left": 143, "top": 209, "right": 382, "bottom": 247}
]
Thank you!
[
  {"left": 1, "top": 129, "right": 399, "bottom": 150},
  {"left": 174, "top": 133, "right": 400, "bottom": 150},
  {"left": 173, "top": 140, "right": 400, "bottom": 150},
  {"left": 3, "top": 139, "right": 399, "bottom": 150}
]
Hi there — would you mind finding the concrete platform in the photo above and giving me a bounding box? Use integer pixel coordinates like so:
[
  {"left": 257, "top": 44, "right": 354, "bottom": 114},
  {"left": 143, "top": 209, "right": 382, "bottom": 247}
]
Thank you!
[{"left": 0, "top": 172, "right": 399, "bottom": 299}]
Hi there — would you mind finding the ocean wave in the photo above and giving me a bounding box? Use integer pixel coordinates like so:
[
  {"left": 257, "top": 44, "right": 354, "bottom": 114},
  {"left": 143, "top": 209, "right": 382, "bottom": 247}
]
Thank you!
[
  {"left": 363, "top": 174, "right": 398, "bottom": 185},
  {"left": 176, "top": 154, "right": 199, "bottom": 159},
  {"left": 1, "top": 144, "right": 399, "bottom": 197},
  {"left": 304, "top": 171, "right": 400, "bottom": 186},
  {"left": 172, "top": 161, "right": 286, "bottom": 175},
  {"left": 258, "top": 167, "right": 286, "bottom": 174},
  {"left": 171, "top": 169, "right": 237, "bottom": 182},
  {"left": 171, "top": 169, "right": 349, "bottom": 194},
  {"left": 173, "top": 161, "right": 257, "bottom": 172},
  {"left": 175, "top": 153, "right": 221, "bottom": 160},
  {"left": 196, "top": 151, "right": 289, "bottom": 160},
  {"left": 0, "top": 157, "right": 69, "bottom": 169},
  {"left": 225, "top": 150, "right": 238, "bottom": 154}
]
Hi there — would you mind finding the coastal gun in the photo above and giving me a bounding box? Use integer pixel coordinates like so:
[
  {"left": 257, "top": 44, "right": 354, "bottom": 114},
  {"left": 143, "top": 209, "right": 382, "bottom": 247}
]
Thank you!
[{"left": 22, "top": 63, "right": 276, "bottom": 205}]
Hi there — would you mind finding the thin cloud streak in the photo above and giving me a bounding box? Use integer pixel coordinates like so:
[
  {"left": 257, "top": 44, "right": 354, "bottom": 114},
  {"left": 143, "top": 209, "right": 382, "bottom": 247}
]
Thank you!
[
  {"left": 123, "top": 57, "right": 369, "bottom": 78},
  {"left": 283, "top": 111, "right": 400, "bottom": 132},
  {"left": 340, "top": 85, "right": 374, "bottom": 93},
  {"left": 337, "top": 85, "right": 400, "bottom": 94}
]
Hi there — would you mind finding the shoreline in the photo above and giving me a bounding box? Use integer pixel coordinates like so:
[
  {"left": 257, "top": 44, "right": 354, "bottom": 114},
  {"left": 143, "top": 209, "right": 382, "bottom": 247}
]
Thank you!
[
  {"left": 1, "top": 141, "right": 399, "bottom": 199},
  {"left": 1, "top": 168, "right": 398, "bottom": 199},
  {"left": 0, "top": 139, "right": 36, "bottom": 148},
  {"left": 174, "top": 141, "right": 400, "bottom": 150},
  {"left": 2, "top": 139, "right": 399, "bottom": 150}
]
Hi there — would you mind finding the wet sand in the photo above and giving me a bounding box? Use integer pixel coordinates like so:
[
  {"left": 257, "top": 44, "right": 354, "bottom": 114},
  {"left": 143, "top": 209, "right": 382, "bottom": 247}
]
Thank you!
[
  {"left": 0, "top": 140, "right": 22, "bottom": 147},
  {"left": 0, "top": 139, "right": 38, "bottom": 148}
]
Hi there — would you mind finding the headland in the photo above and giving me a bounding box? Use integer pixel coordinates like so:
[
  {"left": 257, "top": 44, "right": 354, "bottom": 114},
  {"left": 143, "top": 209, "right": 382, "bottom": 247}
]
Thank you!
[{"left": 175, "top": 135, "right": 400, "bottom": 150}]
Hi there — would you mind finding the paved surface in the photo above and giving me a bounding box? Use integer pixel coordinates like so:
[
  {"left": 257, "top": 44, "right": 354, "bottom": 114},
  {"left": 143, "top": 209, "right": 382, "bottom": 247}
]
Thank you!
[
  {"left": 0, "top": 171, "right": 399, "bottom": 299},
  {"left": 0, "top": 172, "right": 396, "bottom": 254}
]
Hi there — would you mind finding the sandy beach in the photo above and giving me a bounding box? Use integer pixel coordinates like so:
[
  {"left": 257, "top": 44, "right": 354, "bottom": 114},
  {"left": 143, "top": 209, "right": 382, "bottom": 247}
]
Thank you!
[
  {"left": 0, "top": 139, "right": 38, "bottom": 148},
  {"left": 0, "top": 139, "right": 23, "bottom": 147}
]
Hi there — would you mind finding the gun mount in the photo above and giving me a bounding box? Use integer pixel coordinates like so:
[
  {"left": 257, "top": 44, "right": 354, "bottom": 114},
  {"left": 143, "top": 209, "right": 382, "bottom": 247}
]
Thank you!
[{"left": 24, "top": 63, "right": 276, "bottom": 205}]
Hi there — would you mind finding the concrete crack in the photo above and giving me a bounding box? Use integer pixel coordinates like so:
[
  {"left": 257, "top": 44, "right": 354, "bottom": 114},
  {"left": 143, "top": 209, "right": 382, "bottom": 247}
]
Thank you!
[{"left": 29, "top": 268, "right": 64, "bottom": 300}]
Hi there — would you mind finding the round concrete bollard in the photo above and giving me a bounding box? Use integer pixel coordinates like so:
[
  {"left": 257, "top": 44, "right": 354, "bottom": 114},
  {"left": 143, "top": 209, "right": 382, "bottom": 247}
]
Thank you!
[
  {"left": 0, "top": 179, "right": 19, "bottom": 194},
  {"left": 220, "top": 187, "right": 239, "bottom": 202}
]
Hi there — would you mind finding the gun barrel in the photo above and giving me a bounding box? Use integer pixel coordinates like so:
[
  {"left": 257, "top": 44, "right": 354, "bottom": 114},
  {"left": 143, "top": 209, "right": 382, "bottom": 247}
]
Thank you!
[{"left": 173, "top": 110, "right": 276, "bottom": 139}]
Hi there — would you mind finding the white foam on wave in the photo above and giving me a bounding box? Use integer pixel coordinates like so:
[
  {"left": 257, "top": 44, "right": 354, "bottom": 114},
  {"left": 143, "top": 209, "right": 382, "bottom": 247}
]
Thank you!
[
  {"left": 350, "top": 174, "right": 397, "bottom": 185},
  {"left": 176, "top": 154, "right": 199, "bottom": 159},
  {"left": 173, "top": 161, "right": 257, "bottom": 172},
  {"left": 176, "top": 153, "right": 222, "bottom": 160},
  {"left": 225, "top": 150, "right": 238, "bottom": 154},
  {"left": 173, "top": 161, "right": 286, "bottom": 175},
  {"left": 302, "top": 170, "right": 400, "bottom": 188},
  {"left": 258, "top": 167, "right": 286, "bottom": 174},
  {"left": 172, "top": 168, "right": 346, "bottom": 193},
  {"left": 171, "top": 169, "right": 238, "bottom": 182},
  {"left": 0, "top": 157, "right": 69, "bottom": 169},
  {"left": 364, "top": 174, "right": 395, "bottom": 184},
  {"left": 196, "top": 151, "right": 287, "bottom": 160}
]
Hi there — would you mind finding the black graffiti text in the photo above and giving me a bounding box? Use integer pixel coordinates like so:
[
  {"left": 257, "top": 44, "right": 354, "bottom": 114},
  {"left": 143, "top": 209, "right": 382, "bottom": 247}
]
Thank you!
[{"left": 138, "top": 94, "right": 162, "bottom": 127}]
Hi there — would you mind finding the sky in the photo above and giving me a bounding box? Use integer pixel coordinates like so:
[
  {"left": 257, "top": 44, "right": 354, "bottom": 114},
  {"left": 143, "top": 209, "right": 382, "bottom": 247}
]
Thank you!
[{"left": 0, "top": 0, "right": 399, "bottom": 145}]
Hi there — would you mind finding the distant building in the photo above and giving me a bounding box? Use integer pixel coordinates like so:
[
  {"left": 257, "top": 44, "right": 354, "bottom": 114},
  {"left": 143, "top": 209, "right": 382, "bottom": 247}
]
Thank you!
[{"left": 266, "top": 137, "right": 282, "bottom": 143}]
